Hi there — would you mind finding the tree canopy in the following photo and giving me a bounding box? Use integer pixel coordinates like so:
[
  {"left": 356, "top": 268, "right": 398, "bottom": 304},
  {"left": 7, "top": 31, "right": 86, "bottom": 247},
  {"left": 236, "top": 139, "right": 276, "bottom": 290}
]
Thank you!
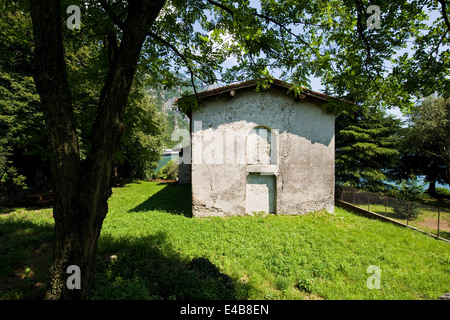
[
  {"left": 138, "top": 0, "right": 449, "bottom": 110},
  {"left": 400, "top": 95, "right": 450, "bottom": 192},
  {"left": 0, "top": 1, "right": 48, "bottom": 194},
  {"left": 0, "top": 0, "right": 167, "bottom": 191}
]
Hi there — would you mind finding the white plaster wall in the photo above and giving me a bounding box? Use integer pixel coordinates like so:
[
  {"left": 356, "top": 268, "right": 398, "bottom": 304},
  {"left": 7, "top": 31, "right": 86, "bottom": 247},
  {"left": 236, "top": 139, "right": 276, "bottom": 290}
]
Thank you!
[{"left": 191, "top": 88, "right": 335, "bottom": 217}]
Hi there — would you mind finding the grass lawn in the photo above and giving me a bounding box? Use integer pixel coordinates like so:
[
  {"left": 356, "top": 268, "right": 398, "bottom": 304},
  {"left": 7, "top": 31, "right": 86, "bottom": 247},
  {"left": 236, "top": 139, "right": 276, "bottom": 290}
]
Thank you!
[
  {"left": 353, "top": 203, "right": 450, "bottom": 240},
  {"left": 0, "top": 181, "right": 449, "bottom": 300}
]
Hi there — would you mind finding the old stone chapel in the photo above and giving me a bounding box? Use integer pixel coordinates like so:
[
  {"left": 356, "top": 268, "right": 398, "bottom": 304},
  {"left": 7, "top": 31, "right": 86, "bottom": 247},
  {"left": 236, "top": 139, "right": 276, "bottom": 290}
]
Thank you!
[{"left": 178, "top": 79, "right": 335, "bottom": 217}]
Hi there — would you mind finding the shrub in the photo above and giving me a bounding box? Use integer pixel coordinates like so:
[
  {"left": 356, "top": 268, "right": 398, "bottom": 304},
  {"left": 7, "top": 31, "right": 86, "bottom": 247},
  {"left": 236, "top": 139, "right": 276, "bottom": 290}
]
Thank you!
[
  {"left": 152, "top": 160, "right": 178, "bottom": 180},
  {"left": 0, "top": 165, "right": 28, "bottom": 205},
  {"left": 436, "top": 187, "right": 450, "bottom": 196},
  {"left": 392, "top": 176, "right": 424, "bottom": 219}
]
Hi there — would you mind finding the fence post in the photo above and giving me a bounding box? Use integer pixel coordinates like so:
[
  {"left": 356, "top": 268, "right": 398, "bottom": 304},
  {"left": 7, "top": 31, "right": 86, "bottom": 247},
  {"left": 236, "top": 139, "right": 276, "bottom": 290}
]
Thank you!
[
  {"left": 384, "top": 194, "right": 387, "bottom": 216},
  {"left": 437, "top": 207, "right": 440, "bottom": 238},
  {"left": 368, "top": 192, "right": 370, "bottom": 211},
  {"left": 407, "top": 200, "right": 410, "bottom": 226}
]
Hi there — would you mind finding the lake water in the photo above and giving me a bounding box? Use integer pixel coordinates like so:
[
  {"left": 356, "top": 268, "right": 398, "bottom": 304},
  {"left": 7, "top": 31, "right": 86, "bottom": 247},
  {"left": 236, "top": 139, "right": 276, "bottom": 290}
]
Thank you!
[
  {"left": 388, "top": 176, "right": 449, "bottom": 191},
  {"left": 154, "top": 155, "right": 179, "bottom": 172},
  {"left": 425, "top": 181, "right": 450, "bottom": 191}
]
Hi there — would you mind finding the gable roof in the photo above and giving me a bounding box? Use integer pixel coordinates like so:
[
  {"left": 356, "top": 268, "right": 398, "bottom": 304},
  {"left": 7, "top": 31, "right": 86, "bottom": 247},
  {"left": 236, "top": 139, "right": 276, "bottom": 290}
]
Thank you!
[
  {"left": 175, "top": 79, "right": 348, "bottom": 119},
  {"left": 193, "top": 79, "right": 333, "bottom": 102}
]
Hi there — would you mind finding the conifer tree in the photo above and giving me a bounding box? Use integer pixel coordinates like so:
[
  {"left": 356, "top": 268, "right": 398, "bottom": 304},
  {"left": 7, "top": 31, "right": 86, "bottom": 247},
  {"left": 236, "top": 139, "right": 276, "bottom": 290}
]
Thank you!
[{"left": 335, "top": 108, "right": 402, "bottom": 191}]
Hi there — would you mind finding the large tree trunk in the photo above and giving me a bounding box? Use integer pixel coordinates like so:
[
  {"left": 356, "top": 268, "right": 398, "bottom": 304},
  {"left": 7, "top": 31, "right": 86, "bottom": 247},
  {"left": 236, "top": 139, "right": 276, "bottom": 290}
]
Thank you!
[
  {"left": 446, "top": 100, "right": 450, "bottom": 187},
  {"left": 30, "top": 0, "right": 166, "bottom": 299},
  {"left": 428, "top": 179, "right": 436, "bottom": 196}
]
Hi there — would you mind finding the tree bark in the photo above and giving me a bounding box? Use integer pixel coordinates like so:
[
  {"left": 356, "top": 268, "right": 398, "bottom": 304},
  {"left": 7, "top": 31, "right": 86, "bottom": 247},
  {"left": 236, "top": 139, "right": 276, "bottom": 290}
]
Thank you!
[
  {"left": 446, "top": 100, "right": 450, "bottom": 186},
  {"left": 30, "top": 0, "right": 166, "bottom": 299},
  {"left": 428, "top": 180, "right": 436, "bottom": 196}
]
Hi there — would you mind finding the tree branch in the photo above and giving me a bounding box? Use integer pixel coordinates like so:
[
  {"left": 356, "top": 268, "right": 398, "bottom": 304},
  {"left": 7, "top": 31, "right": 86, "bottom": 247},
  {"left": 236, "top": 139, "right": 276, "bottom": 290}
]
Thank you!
[
  {"left": 99, "top": 0, "right": 125, "bottom": 30},
  {"left": 355, "top": 0, "right": 373, "bottom": 62},
  {"left": 205, "top": 0, "right": 234, "bottom": 16},
  {"left": 354, "top": 0, "right": 384, "bottom": 82},
  {"left": 147, "top": 31, "right": 202, "bottom": 96},
  {"left": 428, "top": 0, "right": 450, "bottom": 60},
  {"left": 253, "top": 12, "right": 319, "bottom": 55},
  {"left": 438, "top": 0, "right": 450, "bottom": 31},
  {"left": 107, "top": 30, "right": 119, "bottom": 65},
  {"left": 205, "top": 0, "right": 318, "bottom": 56}
]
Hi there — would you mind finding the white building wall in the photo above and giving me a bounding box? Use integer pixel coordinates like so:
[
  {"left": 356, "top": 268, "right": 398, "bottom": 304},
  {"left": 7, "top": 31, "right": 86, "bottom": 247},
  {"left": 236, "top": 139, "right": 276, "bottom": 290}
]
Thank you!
[{"left": 190, "top": 87, "right": 335, "bottom": 217}]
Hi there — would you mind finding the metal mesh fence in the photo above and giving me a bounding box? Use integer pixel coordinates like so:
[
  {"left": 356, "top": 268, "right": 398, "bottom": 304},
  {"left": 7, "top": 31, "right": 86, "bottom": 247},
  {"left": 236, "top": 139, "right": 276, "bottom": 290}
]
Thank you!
[{"left": 336, "top": 186, "right": 450, "bottom": 240}]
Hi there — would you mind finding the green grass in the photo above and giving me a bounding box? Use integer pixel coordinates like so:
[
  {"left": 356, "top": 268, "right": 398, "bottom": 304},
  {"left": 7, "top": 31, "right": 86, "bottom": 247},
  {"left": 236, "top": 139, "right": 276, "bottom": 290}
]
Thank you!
[
  {"left": 1, "top": 181, "right": 449, "bottom": 300},
  {"left": 0, "top": 207, "right": 54, "bottom": 299},
  {"left": 354, "top": 203, "right": 450, "bottom": 240}
]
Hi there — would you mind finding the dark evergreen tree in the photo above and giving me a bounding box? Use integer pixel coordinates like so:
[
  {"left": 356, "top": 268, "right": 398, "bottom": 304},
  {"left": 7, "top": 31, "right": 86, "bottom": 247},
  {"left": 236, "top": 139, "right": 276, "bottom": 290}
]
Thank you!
[{"left": 335, "top": 107, "right": 403, "bottom": 191}]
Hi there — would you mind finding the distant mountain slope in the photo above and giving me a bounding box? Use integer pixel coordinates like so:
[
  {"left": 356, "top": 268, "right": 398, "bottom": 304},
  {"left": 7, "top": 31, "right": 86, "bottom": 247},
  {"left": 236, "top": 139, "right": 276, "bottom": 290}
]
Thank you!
[{"left": 146, "top": 76, "right": 219, "bottom": 149}]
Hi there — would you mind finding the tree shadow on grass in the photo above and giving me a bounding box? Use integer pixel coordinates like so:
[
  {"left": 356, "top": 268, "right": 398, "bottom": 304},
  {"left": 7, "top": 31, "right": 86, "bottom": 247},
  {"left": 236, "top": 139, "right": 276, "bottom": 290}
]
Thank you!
[
  {"left": 0, "top": 213, "right": 253, "bottom": 300},
  {"left": 129, "top": 183, "right": 192, "bottom": 217},
  {"left": 94, "top": 231, "right": 251, "bottom": 300},
  {"left": 0, "top": 217, "right": 54, "bottom": 299}
]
